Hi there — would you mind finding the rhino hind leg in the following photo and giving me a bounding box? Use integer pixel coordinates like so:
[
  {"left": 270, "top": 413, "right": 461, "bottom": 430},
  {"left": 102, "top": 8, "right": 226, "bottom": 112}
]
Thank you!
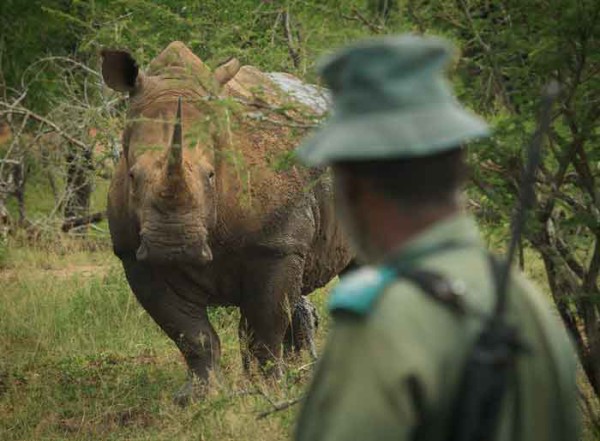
[
  {"left": 238, "top": 311, "right": 287, "bottom": 377},
  {"left": 121, "top": 258, "right": 220, "bottom": 404},
  {"left": 284, "top": 296, "right": 319, "bottom": 360},
  {"left": 239, "top": 253, "right": 306, "bottom": 376}
]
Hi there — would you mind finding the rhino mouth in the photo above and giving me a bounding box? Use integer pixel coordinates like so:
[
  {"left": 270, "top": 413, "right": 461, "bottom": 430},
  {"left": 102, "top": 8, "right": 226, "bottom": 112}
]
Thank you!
[{"left": 136, "top": 237, "right": 213, "bottom": 265}]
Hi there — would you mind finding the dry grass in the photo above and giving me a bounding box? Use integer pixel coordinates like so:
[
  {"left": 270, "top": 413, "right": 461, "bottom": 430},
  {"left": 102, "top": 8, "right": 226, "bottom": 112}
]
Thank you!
[
  {"left": 0, "top": 238, "right": 596, "bottom": 440},
  {"left": 0, "top": 240, "right": 328, "bottom": 441}
]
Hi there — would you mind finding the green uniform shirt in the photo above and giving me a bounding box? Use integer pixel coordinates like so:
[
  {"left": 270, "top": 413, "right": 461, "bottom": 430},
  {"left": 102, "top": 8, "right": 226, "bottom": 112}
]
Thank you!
[{"left": 295, "top": 214, "right": 579, "bottom": 441}]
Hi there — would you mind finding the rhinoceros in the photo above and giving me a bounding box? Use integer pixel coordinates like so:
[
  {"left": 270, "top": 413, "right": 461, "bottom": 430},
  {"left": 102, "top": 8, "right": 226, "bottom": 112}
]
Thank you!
[{"left": 101, "top": 42, "right": 353, "bottom": 400}]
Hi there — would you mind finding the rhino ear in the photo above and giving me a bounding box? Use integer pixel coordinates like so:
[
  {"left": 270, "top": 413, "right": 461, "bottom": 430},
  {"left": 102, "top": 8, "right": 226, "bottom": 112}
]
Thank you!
[
  {"left": 214, "top": 57, "right": 241, "bottom": 86},
  {"left": 101, "top": 49, "right": 140, "bottom": 93}
]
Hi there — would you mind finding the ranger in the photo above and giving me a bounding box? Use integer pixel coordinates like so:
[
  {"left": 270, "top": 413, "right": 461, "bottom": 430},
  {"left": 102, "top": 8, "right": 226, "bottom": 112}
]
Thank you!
[{"left": 294, "top": 35, "right": 579, "bottom": 441}]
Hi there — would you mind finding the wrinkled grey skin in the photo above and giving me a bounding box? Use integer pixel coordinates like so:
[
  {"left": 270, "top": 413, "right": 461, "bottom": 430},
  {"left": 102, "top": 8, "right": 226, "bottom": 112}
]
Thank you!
[{"left": 102, "top": 42, "right": 353, "bottom": 402}]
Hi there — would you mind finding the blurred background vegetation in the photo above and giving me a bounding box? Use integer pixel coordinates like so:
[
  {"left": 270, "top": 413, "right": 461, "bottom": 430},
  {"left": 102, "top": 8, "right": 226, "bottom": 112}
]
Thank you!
[{"left": 0, "top": 0, "right": 598, "bottom": 439}]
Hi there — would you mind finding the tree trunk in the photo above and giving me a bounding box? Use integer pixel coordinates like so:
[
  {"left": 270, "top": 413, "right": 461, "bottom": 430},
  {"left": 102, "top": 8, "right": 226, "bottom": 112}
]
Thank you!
[
  {"left": 530, "top": 227, "right": 600, "bottom": 397},
  {"left": 368, "top": 0, "right": 396, "bottom": 20},
  {"left": 63, "top": 145, "right": 93, "bottom": 219},
  {"left": 13, "top": 160, "right": 26, "bottom": 226}
]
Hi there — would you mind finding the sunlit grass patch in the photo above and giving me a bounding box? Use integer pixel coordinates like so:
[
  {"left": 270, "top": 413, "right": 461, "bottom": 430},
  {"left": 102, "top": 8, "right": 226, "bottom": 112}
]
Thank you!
[{"left": 1, "top": 266, "right": 168, "bottom": 363}]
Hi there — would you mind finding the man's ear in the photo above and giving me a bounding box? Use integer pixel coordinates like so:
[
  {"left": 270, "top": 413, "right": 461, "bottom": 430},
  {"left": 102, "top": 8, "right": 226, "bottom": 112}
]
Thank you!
[
  {"left": 214, "top": 58, "right": 241, "bottom": 86},
  {"left": 101, "top": 49, "right": 140, "bottom": 93}
]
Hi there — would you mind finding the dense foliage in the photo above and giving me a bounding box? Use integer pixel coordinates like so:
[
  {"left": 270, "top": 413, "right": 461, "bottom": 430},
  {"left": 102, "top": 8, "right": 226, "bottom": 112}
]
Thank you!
[{"left": 414, "top": 0, "right": 600, "bottom": 400}]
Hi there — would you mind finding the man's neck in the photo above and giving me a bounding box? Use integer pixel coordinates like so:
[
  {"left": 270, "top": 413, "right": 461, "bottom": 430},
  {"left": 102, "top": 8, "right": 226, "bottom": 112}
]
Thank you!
[{"left": 366, "top": 201, "right": 458, "bottom": 260}]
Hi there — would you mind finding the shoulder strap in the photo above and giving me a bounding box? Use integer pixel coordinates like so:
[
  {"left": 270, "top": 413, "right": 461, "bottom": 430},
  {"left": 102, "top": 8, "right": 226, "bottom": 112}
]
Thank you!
[
  {"left": 388, "top": 240, "right": 479, "bottom": 316},
  {"left": 329, "top": 264, "right": 470, "bottom": 317},
  {"left": 400, "top": 253, "right": 507, "bottom": 318},
  {"left": 399, "top": 268, "right": 467, "bottom": 315},
  {"left": 329, "top": 241, "right": 476, "bottom": 317}
]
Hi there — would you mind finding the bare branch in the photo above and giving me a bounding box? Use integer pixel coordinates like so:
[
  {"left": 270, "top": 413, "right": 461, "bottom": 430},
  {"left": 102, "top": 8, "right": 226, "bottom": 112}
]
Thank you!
[
  {"left": 270, "top": 11, "right": 283, "bottom": 45},
  {"left": 342, "top": 7, "right": 384, "bottom": 33},
  {"left": 256, "top": 396, "right": 303, "bottom": 420},
  {"left": 61, "top": 211, "right": 105, "bottom": 232},
  {"left": 283, "top": 9, "right": 302, "bottom": 69},
  {"left": 0, "top": 102, "right": 88, "bottom": 151},
  {"left": 541, "top": 129, "right": 581, "bottom": 221},
  {"left": 19, "top": 56, "right": 101, "bottom": 91},
  {"left": 555, "top": 235, "right": 586, "bottom": 280},
  {"left": 0, "top": 112, "right": 29, "bottom": 178}
]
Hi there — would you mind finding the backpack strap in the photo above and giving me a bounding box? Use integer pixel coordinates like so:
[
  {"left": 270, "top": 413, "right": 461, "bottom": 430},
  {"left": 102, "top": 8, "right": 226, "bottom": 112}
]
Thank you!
[
  {"left": 398, "top": 268, "right": 468, "bottom": 316},
  {"left": 399, "top": 253, "right": 509, "bottom": 318},
  {"left": 329, "top": 241, "right": 474, "bottom": 316},
  {"left": 329, "top": 263, "right": 473, "bottom": 317}
]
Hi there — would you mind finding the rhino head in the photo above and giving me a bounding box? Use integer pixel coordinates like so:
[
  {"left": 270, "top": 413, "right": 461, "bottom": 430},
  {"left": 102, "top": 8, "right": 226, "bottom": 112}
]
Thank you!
[{"left": 101, "top": 43, "right": 240, "bottom": 265}]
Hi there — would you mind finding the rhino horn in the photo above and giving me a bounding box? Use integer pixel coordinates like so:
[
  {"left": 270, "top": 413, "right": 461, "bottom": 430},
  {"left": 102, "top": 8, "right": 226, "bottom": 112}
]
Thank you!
[{"left": 167, "top": 97, "right": 183, "bottom": 176}]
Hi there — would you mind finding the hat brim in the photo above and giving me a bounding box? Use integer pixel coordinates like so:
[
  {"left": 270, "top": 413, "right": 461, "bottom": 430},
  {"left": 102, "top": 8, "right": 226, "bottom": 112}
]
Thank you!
[{"left": 296, "top": 103, "right": 490, "bottom": 166}]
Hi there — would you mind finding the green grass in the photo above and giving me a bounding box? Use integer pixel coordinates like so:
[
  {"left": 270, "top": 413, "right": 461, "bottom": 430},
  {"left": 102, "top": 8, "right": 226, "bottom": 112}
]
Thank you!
[
  {"left": 0, "top": 242, "right": 327, "bottom": 441},
  {"left": 0, "top": 162, "right": 320, "bottom": 440},
  {"left": 0, "top": 236, "right": 596, "bottom": 440}
]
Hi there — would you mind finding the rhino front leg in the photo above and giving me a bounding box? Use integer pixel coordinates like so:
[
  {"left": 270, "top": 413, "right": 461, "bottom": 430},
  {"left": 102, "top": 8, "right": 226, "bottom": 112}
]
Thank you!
[
  {"left": 121, "top": 258, "right": 220, "bottom": 404},
  {"left": 240, "top": 253, "right": 305, "bottom": 376}
]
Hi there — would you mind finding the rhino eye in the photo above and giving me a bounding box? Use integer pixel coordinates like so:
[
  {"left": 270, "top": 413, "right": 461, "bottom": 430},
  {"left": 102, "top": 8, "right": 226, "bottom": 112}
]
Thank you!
[{"left": 207, "top": 170, "right": 215, "bottom": 183}]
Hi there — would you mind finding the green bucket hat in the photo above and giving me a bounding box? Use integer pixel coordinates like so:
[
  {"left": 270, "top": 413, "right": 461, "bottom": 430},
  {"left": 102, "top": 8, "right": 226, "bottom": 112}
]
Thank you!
[{"left": 296, "top": 34, "right": 490, "bottom": 166}]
